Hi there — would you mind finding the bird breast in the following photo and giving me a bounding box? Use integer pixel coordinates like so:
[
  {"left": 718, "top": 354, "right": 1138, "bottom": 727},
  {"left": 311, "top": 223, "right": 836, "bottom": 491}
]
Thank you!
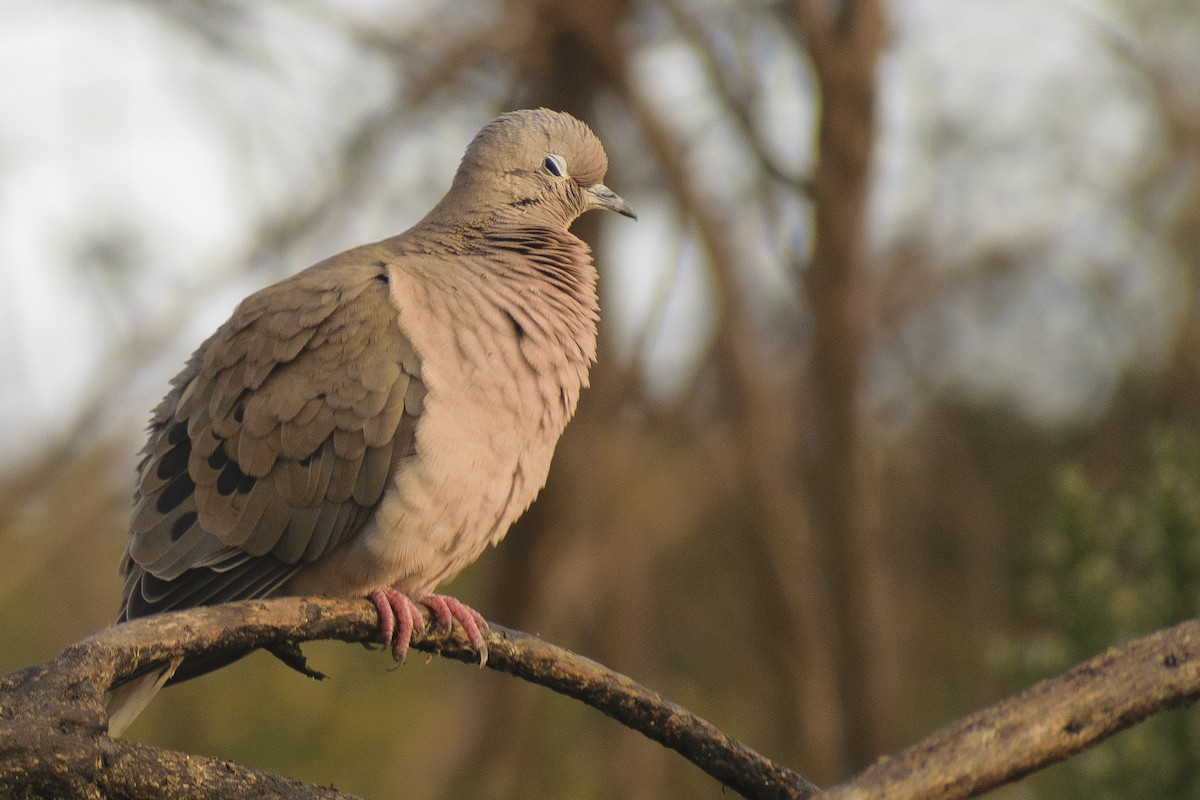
[{"left": 293, "top": 238, "right": 598, "bottom": 598}]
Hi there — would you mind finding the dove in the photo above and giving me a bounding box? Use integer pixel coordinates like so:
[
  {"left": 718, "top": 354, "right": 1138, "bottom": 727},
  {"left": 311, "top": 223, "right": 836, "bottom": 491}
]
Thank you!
[{"left": 108, "top": 108, "right": 635, "bottom": 735}]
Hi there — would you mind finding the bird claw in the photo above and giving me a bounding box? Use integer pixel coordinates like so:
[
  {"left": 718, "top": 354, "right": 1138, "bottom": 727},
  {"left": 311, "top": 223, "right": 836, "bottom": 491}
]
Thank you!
[
  {"left": 369, "top": 589, "right": 489, "bottom": 667},
  {"left": 369, "top": 587, "right": 427, "bottom": 664},
  {"left": 419, "top": 594, "right": 489, "bottom": 667}
]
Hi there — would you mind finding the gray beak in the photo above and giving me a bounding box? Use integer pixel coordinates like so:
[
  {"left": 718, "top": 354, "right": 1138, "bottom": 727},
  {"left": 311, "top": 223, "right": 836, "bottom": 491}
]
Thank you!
[{"left": 586, "top": 183, "right": 637, "bottom": 220}]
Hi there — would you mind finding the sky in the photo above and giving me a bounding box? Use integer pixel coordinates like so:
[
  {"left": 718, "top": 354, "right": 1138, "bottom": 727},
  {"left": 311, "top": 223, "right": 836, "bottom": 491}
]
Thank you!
[{"left": 0, "top": 0, "right": 1195, "bottom": 462}]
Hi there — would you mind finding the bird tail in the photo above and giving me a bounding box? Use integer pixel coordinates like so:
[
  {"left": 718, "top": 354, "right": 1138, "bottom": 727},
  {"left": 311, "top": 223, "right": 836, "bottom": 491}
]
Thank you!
[{"left": 105, "top": 658, "right": 181, "bottom": 737}]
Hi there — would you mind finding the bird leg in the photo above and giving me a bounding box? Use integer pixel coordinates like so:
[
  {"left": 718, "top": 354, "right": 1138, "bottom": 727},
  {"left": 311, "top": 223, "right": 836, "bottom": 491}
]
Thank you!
[{"left": 368, "top": 587, "right": 489, "bottom": 666}]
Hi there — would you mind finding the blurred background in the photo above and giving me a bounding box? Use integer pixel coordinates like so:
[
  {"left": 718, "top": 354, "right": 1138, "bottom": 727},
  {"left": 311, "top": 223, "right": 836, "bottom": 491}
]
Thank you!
[{"left": 2, "top": 0, "right": 1199, "bottom": 797}]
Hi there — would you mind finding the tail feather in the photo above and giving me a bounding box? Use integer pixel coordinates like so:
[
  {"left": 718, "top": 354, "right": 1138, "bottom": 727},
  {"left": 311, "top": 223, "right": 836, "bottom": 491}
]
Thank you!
[{"left": 105, "top": 658, "right": 181, "bottom": 737}]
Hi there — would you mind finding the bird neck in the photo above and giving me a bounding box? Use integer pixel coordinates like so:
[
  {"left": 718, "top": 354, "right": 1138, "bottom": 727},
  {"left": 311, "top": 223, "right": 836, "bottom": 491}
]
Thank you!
[{"left": 419, "top": 175, "right": 578, "bottom": 231}]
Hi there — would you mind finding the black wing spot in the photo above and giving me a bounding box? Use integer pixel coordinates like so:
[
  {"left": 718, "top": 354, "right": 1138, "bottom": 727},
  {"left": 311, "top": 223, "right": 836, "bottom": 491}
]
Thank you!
[
  {"left": 216, "top": 459, "right": 247, "bottom": 496},
  {"left": 170, "top": 510, "right": 198, "bottom": 541},
  {"left": 156, "top": 436, "right": 192, "bottom": 480},
  {"left": 157, "top": 471, "right": 195, "bottom": 514},
  {"left": 233, "top": 405, "right": 245, "bottom": 424},
  {"left": 207, "top": 444, "right": 230, "bottom": 471},
  {"left": 166, "top": 421, "right": 188, "bottom": 445},
  {"left": 238, "top": 474, "right": 257, "bottom": 495}
]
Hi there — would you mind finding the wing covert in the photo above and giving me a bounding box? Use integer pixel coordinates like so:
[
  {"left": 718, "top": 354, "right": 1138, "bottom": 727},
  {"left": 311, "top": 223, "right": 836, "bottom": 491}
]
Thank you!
[{"left": 122, "top": 258, "right": 423, "bottom": 619}]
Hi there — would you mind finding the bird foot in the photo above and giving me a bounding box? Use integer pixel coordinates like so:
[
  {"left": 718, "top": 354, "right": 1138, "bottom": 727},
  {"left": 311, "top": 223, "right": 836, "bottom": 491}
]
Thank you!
[
  {"left": 369, "top": 587, "right": 427, "bottom": 663},
  {"left": 368, "top": 588, "right": 489, "bottom": 666},
  {"left": 421, "top": 594, "right": 489, "bottom": 666}
]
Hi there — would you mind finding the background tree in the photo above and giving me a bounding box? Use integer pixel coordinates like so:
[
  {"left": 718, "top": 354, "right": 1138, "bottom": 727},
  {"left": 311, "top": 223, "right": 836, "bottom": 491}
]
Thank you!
[{"left": 1, "top": 0, "right": 1198, "bottom": 797}]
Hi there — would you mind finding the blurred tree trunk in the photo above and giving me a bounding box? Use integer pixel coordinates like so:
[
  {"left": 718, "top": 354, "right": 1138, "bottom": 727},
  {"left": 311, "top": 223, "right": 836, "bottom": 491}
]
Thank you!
[{"left": 790, "top": 0, "right": 900, "bottom": 768}]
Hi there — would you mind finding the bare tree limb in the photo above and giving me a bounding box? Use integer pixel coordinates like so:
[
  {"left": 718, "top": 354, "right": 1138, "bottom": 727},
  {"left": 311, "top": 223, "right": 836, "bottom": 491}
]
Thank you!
[
  {"left": 97, "top": 738, "right": 360, "bottom": 800},
  {"left": 2, "top": 599, "right": 1200, "bottom": 798},
  {"left": 0, "top": 597, "right": 816, "bottom": 800},
  {"left": 661, "top": 0, "right": 813, "bottom": 195},
  {"left": 821, "top": 618, "right": 1200, "bottom": 800}
]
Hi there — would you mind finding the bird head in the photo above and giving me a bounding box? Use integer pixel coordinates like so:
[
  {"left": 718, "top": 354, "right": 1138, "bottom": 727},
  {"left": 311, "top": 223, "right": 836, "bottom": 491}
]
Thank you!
[{"left": 440, "top": 108, "right": 636, "bottom": 229}]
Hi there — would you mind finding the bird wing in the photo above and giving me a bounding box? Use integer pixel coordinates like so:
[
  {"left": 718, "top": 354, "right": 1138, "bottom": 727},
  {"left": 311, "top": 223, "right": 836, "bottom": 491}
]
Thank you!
[{"left": 120, "top": 254, "right": 422, "bottom": 620}]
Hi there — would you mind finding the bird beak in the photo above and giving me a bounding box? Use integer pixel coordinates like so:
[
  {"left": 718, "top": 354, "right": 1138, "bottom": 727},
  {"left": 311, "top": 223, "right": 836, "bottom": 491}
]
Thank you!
[{"left": 586, "top": 183, "right": 637, "bottom": 220}]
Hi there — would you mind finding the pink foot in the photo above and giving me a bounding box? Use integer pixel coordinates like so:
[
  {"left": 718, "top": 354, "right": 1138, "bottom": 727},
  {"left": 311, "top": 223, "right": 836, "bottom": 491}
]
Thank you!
[
  {"left": 368, "top": 587, "right": 427, "bottom": 663},
  {"left": 368, "top": 588, "right": 489, "bottom": 666},
  {"left": 420, "top": 593, "right": 489, "bottom": 666}
]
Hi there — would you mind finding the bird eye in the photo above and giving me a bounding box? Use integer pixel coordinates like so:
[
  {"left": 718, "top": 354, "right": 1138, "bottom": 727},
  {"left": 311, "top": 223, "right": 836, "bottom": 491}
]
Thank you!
[{"left": 543, "top": 154, "right": 567, "bottom": 177}]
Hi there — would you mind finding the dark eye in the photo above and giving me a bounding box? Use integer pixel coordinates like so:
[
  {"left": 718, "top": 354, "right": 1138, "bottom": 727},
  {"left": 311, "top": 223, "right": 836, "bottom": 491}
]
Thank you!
[{"left": 543, "top": 154, "right": 567, "bottom": 177}]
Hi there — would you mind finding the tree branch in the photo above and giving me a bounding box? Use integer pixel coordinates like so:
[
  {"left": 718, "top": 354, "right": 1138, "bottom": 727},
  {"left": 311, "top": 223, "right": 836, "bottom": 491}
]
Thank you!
[
  {"left": 96, "top": 737, "right": 360, "bottom": 800},
  {"left": 3, "top": 599, "right": 1199, "bottom": 799},
  {"left": 821, "top": 618, "right": 1200, "bottom": 799},
  {"left": 0, "top": 597, "right": 816, "bottom": 800}
]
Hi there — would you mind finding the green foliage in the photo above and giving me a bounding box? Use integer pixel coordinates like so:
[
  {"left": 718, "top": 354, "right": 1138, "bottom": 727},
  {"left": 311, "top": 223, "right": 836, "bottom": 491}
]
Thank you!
[{"left": 1001, "top": 428, "right": 1200, "bottom": 799}]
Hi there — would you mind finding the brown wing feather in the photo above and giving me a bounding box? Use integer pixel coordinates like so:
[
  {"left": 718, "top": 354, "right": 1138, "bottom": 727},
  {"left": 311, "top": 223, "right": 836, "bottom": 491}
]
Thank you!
[{"left": 120, "top": 255, "right": 422, "bottom": 621}]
